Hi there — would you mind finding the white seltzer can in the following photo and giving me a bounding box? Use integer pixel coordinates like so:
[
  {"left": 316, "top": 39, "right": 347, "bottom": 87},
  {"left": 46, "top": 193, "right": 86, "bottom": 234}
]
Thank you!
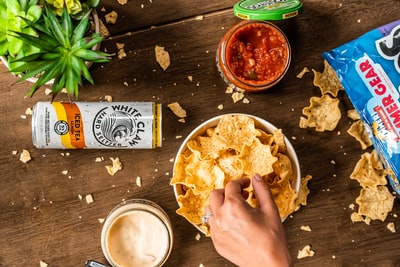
[{"left": 32, "top": 102, "right": 162, "bottom": 149}]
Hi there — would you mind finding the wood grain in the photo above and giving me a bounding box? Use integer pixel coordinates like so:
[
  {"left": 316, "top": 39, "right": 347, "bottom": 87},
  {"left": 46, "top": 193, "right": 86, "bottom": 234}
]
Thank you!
[{"left": 1, "top": 0, "right": 400, "bottom": 266}]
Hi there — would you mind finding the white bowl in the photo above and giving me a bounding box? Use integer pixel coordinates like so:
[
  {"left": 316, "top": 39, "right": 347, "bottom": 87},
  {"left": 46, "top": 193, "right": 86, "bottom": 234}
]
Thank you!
[{"left": 172, "top": 113, "right": 301, "bottom": 233}]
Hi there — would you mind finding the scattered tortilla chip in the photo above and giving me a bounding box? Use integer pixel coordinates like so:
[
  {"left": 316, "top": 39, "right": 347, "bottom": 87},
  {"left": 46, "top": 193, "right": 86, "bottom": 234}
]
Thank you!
[
  {"left": 99, "top": 19, "right": 110, "bottom": 38},
  {"left": 296, "top": 67, "right": 310, "bottom": 79},
  {"left": 105, "top": 157, "right": 123, "bottom": 176},
  {"left": 136, "top": 176, "right": 142, "bottom": 187},
  {"left": 19, "top": 149, "right": 31, "bottom": 163},
  {"left": 347, "top": 109, "right": 361, "bottom": 121},
  {"left": 105, "top": 11, "right": 118, "bottom": 24},
  {"left": 387, "top": 222, "right": 396, "bottom": 233},
  {"left": 355, "top": 186, "right": 394, "bottom": 222},
  {"left": 297, "top": 245, "right": 315, "bottom": 259},
  {"left": 155, "top": 45, "right": 170, "bottom": 71},
  {"left": 350, "top": 150, "right": 387, "bottom": 189},
  {"left": 350, "top": 211, "right": 371, "bottom": 225},
  {"left": 232, "top": 91, "right": 245, "bottom": 103},
  {"left": 294, "top": 175, "right": 312, "bottom": 211},
  {"left": 300, "top": 225, "right": 312, "bottom": 232},
  {"left": 312, "top": 60, "right": 343, "bottom": 97},
  {"left": 85, "top": 194, "right": 94, "bottom": 204},
  {"left": 301, "top": 94, "right": 341, "bottom": 132},
  {"left": 168, "top": 102, "right": 186, "bottom": 118},
  {"left": 347, "top": 120, "right": 372, "bottom": 150}
]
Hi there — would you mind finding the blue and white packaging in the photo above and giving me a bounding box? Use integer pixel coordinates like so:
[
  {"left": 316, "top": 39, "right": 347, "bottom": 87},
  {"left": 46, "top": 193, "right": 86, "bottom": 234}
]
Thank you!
[{"left": 323, "top": 20, "right": 400, "bottom": 194}]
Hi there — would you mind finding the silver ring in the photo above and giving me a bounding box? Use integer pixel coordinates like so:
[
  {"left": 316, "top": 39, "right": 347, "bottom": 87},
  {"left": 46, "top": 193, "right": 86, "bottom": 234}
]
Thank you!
[{"left": 201, "top": 212, "right": 214, "bottom": 225}]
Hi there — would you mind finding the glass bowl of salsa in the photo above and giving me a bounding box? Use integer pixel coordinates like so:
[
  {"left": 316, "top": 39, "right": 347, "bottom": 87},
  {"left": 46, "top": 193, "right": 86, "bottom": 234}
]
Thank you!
[{"left": 217, "top": 20, "right": 291, "bottom": 92}]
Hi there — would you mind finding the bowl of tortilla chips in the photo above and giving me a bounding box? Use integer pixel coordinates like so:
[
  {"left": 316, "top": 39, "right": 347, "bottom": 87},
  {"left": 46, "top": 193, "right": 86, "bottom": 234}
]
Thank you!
[{"left": 170, "top": 114, "right": 301, "bottom": 235}]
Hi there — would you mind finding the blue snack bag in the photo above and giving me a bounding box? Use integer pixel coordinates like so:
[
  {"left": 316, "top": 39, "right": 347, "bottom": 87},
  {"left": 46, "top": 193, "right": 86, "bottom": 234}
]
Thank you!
[{"left": 323, "top": 19, "right": 400, "bottom": 194}]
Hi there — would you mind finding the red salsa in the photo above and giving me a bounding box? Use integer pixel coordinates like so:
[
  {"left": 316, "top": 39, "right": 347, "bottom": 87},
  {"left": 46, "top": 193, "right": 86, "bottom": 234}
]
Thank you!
[{"left": 226, "top": 23, "right": 289, "bottom": 85}]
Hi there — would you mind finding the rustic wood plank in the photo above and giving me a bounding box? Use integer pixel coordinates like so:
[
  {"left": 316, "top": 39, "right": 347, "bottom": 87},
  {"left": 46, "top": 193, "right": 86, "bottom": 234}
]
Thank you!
[{"left": 1, "top": 0, "right": 400, "bottom": 266}]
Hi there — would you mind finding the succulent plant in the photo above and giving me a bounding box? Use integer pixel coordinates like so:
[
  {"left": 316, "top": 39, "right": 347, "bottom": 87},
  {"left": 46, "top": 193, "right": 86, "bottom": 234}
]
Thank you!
[
  {"left": 40, "top": 0, "right": 100, "bottom": 20},
  {"left": 0, "top": 0, "right": 42, "bottom": 67},
  {"left": 9, "top": 5, "right": 111, "bottom": 101}
]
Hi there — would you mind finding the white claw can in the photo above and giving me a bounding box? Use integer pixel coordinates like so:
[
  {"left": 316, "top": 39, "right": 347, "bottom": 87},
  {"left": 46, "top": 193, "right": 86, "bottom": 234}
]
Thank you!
[{"left": 32, "top": 102, "right": 162, "bottom": 149}]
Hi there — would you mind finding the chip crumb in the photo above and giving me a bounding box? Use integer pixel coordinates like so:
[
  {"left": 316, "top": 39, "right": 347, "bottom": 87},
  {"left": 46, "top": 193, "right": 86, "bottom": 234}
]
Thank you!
[
  {"left": 19, "top": 149, "right": 31, "bottom": 163},
  {"left": 297, "top": 245, "right": 315, "bottom": 259},
  {"left": 105, "top": 157, "right": 123, "bottom": 176},
  {"left": 25, "top": 107, "right": 33, "bottom": 116},
  {"left": 195, "top": 233, "right": 201, "bottom": 240},
  {"left": 136, "top": 176, "right": 142, "bottom": 187},
  {"left": 387, "top": 222, "right": 396, "bottom": 233},
  {"left": 168, "top": 102, "right": 186, "bottom": 119},
  {"left": 225, "top": 84, "right": 235, "bottom": 94},
  {"left": 117, "top": 0, "right": 128, "bottom": 5},
  {"left": 349, "top": 203, "right": 355, "bottom": 210},
  {"left": 12, "top": 150, "right": 18, "bottom": 155},
  {"left": 195, "top": 15, "right": 204, "bottom": 20},
  {"left": 105, "top": 10, "right": 118, "bottom": 24},
  {"left": 199, "top": 264, "right": 205, "bottom": 267},
  {"left": 155, "top": 45, "right": 170, "bottom": 71},
  {"left": 78, "top": 194, "right": 83, "bottom": 200},
  {"left": 296, "top": 67, "right": 310, "bottom": 79},
  {"left": 104, "top": 95, "right": 113, "bottom": 102},
  {"left": 95, "top": 157, "right": 104, "bottom": 162},
  {"left": 242, "top": 97, "right": 250, "bottom": 104},
  {"left": 176, "top": 135, "right": 183, "bottom": 139},
  {"left": 98, "top": 218, "right": 105, "bottom": 224},
  {"left": 347, "top": 109, "right": 360, "bottom": 121},
  {"left": 187, "top": 75, "right": 193, "bottom": 81},
  {"left": 231, "top": 91, "right": 245, "bottom": 103},
  {"left": 178, "top": 118, "right": 186, "bottom": 123},
  {"left": 44, "top": 88, "right": 52, "bottom": 95},
  {"left": 20, "top": 114, "right": 27, "bottom": 119},
  {"left": 300, "top": 225, "right": 312, "bottom": 232},
  {"left": 40, "top": 260, "right": 48, "bottom": 267},
  {"left": 98, "top": 18, "right": 111, "bottom": 38},
  {"left": 62, "top": 170, "right": 68, "bottom": 175},
  {"left": 217, "top": 104, "right": 224, "bottom": 110},
  {"left": 117, "top": 46, "right": 127, "bottom": 59},
  {"left": 85, "top": 194, "right": 94, "bottom": 204},
  {"left": 347, "top": 120, "right": 372, "bottom": 150}
]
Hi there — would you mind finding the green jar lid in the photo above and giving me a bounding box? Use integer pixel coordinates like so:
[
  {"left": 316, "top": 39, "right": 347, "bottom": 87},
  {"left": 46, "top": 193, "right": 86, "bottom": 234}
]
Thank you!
[{"left": 234, "top": 0, "right": 303, "bottom": 20}]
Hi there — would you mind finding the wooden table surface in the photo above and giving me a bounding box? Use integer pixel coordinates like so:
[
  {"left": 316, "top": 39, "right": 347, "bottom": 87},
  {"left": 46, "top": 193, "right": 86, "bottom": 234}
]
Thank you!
[{"left": 1, "top": 0, "right": 400, "bottom": 266}]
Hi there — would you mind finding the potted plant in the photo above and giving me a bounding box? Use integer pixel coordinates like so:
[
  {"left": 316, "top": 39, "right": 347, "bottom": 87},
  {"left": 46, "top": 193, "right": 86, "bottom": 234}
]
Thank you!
[{"left": 0, "top": 0, "right": 111, "bottom": 101}]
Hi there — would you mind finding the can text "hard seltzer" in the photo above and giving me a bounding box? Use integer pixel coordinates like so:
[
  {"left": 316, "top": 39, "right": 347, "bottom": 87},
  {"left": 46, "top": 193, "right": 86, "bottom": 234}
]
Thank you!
[{"left": 32, "top": 102, "right": 162, "bottom": 149}]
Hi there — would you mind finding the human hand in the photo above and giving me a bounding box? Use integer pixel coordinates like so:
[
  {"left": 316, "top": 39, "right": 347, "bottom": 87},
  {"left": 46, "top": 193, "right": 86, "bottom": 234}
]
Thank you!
[{"left": 204, "top": 173, "right": 292, "bottom": 267}]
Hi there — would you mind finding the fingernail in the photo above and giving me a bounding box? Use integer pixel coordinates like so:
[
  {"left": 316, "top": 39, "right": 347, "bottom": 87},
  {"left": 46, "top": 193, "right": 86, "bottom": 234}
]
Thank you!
[{"left": 253, "top": 173, "right": 262, "bottom": 181}]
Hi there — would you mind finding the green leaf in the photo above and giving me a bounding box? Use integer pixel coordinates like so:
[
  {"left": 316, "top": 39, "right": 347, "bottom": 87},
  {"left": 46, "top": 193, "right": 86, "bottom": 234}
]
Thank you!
[
  {"left": 74, "top": 34, "right": 103, "bottom": 50},
  {"left": 43, "top": 6, "right": 67, "bottom": 47},
  {"left": 13, "top": 60, "right": 52, "bottom": 81},
  {"left": 26, "top": 2, "right": 42, "bottom": 22},
  {"left": 33, "top": 59, "right": 62, "bottom": 87},
  {"left": 85, "top": 0, "right": 101, "bottom": 8},
  {"left": 8, "top": 52, "right": 42, "bottom": 63},
  {"left": 74, "top": 48, "right": 110, "bottom": 62},
  {"left": 71, "top": 12, "right": 90, "bottom": 43},
  {"left": 9, "top": 30, "right": 53, "bottom": 52},
  {"left": 61, "top": 5, "right": 72, "bottom": 46}
]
